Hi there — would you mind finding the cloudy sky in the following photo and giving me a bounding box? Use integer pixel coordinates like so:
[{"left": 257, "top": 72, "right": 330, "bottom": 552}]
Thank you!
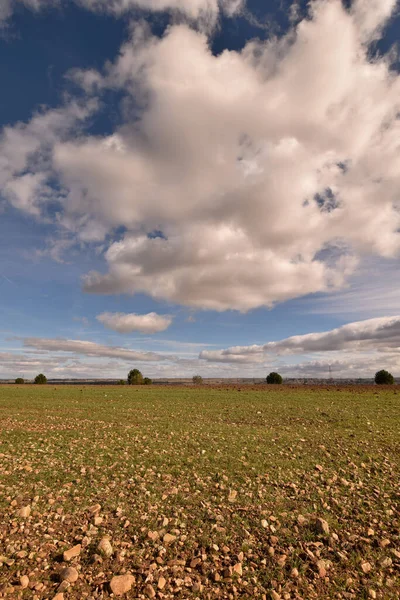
[{"left": 1, "top": 0, "right": 400, "bottom": 380}]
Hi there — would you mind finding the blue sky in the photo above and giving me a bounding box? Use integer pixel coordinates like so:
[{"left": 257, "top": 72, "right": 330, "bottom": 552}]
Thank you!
[{"left": 1, "top": 0, "right": 400, "bottom": 380}]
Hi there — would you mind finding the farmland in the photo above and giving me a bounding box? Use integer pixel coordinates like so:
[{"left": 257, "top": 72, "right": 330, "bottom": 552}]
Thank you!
[{"left": 0, "top": 385, "right": 399, "bottom": 599}]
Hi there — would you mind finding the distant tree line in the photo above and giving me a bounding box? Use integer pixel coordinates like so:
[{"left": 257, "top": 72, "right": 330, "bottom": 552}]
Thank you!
[{"left": 12, "top": 368, "right": 396, "bottom": 385}]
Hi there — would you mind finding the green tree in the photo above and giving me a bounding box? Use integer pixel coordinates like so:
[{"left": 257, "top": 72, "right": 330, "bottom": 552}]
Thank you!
[
  {"left": 34, "top": 374, "right": 47, "bottom": 385},
  {"left": 15, "top": 378, "right": 24, "bottom": 384},
  {"left": 266, "top": 372, "right": 283, "bottom": 385},
  {"left": 117, "top": 379, "right": 126, "bottom": 385},
  {"left": 143, "top": 377, "right": 152, "bottom": 385},
  {"left": 127, "top": 369, "right": 144, "bottom": 385},
  {"left": 192, "top": 375, "right": 203, "bottom": 384},
  {"left": 374, "top": 370, "right": 394, "bottom": 385}
]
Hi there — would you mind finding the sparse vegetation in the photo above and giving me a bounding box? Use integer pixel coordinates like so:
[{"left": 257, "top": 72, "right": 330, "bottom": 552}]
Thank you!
[
  {"left": 375, "top": 369, "right": 394, "bottom": 385},
  {"left": 127, "top": 368, "right": 144, "bottom": 385},
  {"left": 0, "top": 385, "right": 399, "bottom": 599},
  {"left": 192, "top": 374, "right": 203, "bottom": 384},
  {"left": 14, "top": 378, "right": 24, "bottom": 384},
  {"left": 266, "top": 371, "right": 283, "bottom": 384},
  {"left": 34, "top": 373, "right": 47, "bottom": 384}
]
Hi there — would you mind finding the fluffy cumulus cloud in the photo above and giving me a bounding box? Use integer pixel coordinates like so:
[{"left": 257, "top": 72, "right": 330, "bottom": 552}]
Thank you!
[
  {"left": 97, "top": 311, "right": 172, "bottom": 333},
  {"left": 200, "top": 316, "right": 400, "bottom": 363},
  {"left": 2, "top": 0, "right": 400, "bottom": 311}
]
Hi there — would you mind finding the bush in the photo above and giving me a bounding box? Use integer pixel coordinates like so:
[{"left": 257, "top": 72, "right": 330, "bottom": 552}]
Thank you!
[
  {"left": 15, "top": 378, "right": 24, "bottom": 384},
  {"left": 374, "top": 370, "right": 394, "bottom": 385},
  {"left": 192, "top": 375, "right": 203, "bottom": 384},
  {"left": 34, "top": 374, "right": 47, "bottom": 385},
  {"left": 117, "top": 380, "right": 126, "bottom": 385},
  {"left": 266, "top": 372, "right": 283, "bottom": 385},
  {"left": 143, "top": 377, "right": 152, "bottom": 385},
  {"left": 127, "top": 369, "right": 144, "bottom": 385}
]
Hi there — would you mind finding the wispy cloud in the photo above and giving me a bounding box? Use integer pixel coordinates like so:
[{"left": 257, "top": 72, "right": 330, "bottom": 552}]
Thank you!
[
  {"left": 200, "top": 316, "right": 400, "bottom": 362},
  {"left": 23, "top": 337, "right": 169, "bottom": 362}
]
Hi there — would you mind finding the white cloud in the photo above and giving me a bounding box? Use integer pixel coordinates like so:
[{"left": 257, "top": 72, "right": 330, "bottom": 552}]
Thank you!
[
  {"left": 200, "top": 316, "right": 400, "bottom": 363},
  {"left": 2, "top": 1, "right": 400, "bottom": 311},
  {"left": 0, "top": 0, "right": 242, "bottom": 27},
  {"left": 97, "top": 311, "right": 172, "bottom": 333},
  {"left": 23, "top": 337, "right": 169, "bottom": 361}
]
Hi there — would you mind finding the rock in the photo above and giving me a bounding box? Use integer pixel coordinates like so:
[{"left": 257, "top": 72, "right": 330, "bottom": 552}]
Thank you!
[
  {"left": 271, "top": 591, "right": 281, "bottom": 600},
  {"left": 361, "top": 561, "right": 372, "bottom": 574},
  {"left": 228, "top": 490, "right": 237, "bottom": 503},
  {"left": 60, "top": 567, "right": 79, "bottom": 583},
  {"left": 315, "top": 464, "right": 323, "bottom": 472},
  {"left": 291, "top": 568, "right": 299, "bottom": 578},
  {"left": 270, "top": 536, "right": 279, "bottom": 546},
  {"left": 18, "top": 506, "right": 31, "bottom": 518},
  {"left": 20, "top": 576, "right": 29, "bottom": 589},
  {"left": 163, "top": 533, "right": 176, "bottom": 544},
  {"left": 381, "top": 557, "right": 392, "bottom": 568},
  {"left": 144, "top": 584, "right": 156, "bottom": 598},
  {"left": 98, "top": 537, "right": 113, "bottom": 557},
  {"left": 157, "top": 577, "right": 166, "bottom": 590},
  {"left": 88, "top": 503, "right": 101, "bottom": 515},
  {"left": 233, "top": 563, "right": 242, "bottom": 576},
  {"left": 297, "top": 515, "right": 307, "bottom": 526},
  {"left": 57, "top": 581, "right": 70, "bottom": 593},
  {"left": 63, "top": 545, "right": 81, "bottom": 561},
  {"left": 317, "top": 560, "right": 327, "bottom": 577},
  {"left": 109, "top": 574, "right": 135, "bottom": 596},
  {"left": 261, "top": 519, "right": 268, "bottom": 528},
  {"left": 94, "top": 516, "right": 103, "bottom": 526},
  {"left": 53, "top": 595, "right": 64, "bottom": 600},
  {"left": 276, "top": 555, "right": 287, "bottom": 568},
  {"left": 148, "top": 531, "right": 159, "bottom": 541},
  {"left": 315, "top": 518, "right": 330, "bottom": 535},
  {"left": 368, "top": 590, "right": 376, "bottom": 599}
]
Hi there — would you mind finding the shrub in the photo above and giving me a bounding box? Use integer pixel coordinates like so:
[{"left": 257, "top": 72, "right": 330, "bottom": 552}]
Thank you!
[
  {"left": 117, "top": 380, "right": 126, "bottom": 385},
  {"left": 15, "top": 378, "right": 24, "bottom": 384},
  {"left": 266, "top": 372, "right": 283, "bottom": 384},
  {"left": 143, "top": 377, "right": 152, "bottom": 385},
  {"left": 127, "top": 369, "right": 144, "bottom": 385},
  {"left": 34, "top": 374, "right": 47, "bottom": 385},
  {"left": 374, "top": 370, "right": 394, "bottom": 385},
  {"left": 192, "top": 375, "right": 203, "bottom": 384}
]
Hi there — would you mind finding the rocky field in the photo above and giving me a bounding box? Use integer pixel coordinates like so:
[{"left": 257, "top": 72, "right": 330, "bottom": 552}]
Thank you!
[{"left": 0, "top": 385, "right": 399, "bottom": 599}]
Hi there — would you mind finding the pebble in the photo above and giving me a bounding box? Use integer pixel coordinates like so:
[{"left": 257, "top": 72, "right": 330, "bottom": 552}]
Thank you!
[
  {"left": 233, "top": 563, "right": 242, "bottom": 576},
  {"left": 63, "top": 545, "right": 81, "bottom": 561},
  {"left": 18, "top": 506, "right": 31, "bottom": 518},
  {"left": 163, "top": 533, "right": 176, "bottom": 544},
  {"left": 368, "top": 590, "right": 376, "bottom": 599},
  {"left": 57, "top": 581, "right": 70, "bottom": 593},
  {"left": 109, "top": 573, "right": 135, "bottom": 596},
  {"left": 53, "top": 594, "right": 64, "bottom": 600},
  {"left": 315, "top": 517, "right": 330, "bottom": 535},
  {"left": 144, "top": 584, "right": 156, "bottom": 598},
  {"left": 60, "top": 567, "right": 79, "bottom": 583},
  {"left": 20, "top": 576, "right": 29, "bottom": 589},
  {"left": 89, "top": 503, "right": 101, "bottom": 515},
  {"left": 361, "top": 561, "right": 372, "bottom": 574},
  {"left": 98, "top": 537, "right": 113, "bottom": 557},
  {"left": 158, "top": 576, "right": 166, "bottom": 590}
]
